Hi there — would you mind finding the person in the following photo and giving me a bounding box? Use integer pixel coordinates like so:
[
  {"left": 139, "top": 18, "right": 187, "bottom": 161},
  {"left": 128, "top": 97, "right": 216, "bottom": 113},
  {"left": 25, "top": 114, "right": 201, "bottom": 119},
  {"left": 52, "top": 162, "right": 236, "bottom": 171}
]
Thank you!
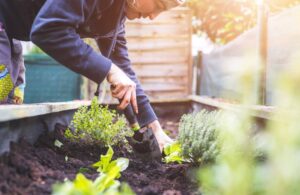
[{"left": 0, "top": 0, "right": 184, "bottom": 151}]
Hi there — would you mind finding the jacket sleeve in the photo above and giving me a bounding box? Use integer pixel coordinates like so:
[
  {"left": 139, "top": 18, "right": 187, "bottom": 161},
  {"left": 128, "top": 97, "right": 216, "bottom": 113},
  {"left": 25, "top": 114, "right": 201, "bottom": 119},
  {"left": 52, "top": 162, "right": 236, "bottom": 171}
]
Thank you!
[
  {"left": 96, "top": 26, "right": 158, "bottom": 127},
  {"left": 30, "top": 0, "right": 111, "bottom": 84}
]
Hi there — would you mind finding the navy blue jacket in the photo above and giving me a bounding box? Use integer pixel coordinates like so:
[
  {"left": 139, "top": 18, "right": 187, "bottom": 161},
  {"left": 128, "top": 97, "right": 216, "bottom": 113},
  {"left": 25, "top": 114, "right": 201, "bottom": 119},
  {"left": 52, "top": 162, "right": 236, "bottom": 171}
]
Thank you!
[{"left": 0, "top": 0, "right": 157, "bottom": 127}]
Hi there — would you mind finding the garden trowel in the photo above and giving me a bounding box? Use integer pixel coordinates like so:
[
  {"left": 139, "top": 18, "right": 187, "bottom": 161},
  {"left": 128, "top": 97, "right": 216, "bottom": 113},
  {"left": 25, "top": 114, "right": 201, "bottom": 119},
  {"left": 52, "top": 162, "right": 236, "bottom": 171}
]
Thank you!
[{"left": 123, "top": 104, "right": 162, "bottom": 161}]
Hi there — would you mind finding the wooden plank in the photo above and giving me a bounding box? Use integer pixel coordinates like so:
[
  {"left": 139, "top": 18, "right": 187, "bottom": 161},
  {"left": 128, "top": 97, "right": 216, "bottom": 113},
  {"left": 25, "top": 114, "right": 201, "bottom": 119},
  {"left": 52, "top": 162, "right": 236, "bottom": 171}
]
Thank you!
[
  {"left": 141, "top": 83, "right": 187, "bottom": 91},
  {"left": 128, "top": 45, "right": 188, "bottom": 52},
  {"left": 132, "top": 64, "right": 188, "bottom": 77},
  {"left": 139, "top": 76, "right": 188, "bottom": 83},
  {"left": 189, "top": 95, "right": 275, "bottom": 120},
  {"left": 0, "top": 101, "right": 90, "bottom": 122},
  {"left": 146, "top": 91, "right": 189, "bottom": 99},
  {"left": 126, "top": 35, "right": 189, "bottom": 39},
  {"left": 126, "top": 7, "right": 190, "bottom": 22},
  {"left": 129, "top": 49, "right": 190, "bottom": 63},
  {"left": 125, "top": 25, "right": 190, "bottom": 37},
  {"left": 127, "top": 39, "right": 189, "bottom": 50}
]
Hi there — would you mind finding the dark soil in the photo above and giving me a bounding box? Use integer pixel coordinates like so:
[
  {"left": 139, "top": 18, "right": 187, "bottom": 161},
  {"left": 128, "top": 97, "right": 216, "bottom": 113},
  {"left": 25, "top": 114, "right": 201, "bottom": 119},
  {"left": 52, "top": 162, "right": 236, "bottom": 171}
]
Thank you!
[{"left": 0, "top": 118, "right": 200, "bottom": 195}]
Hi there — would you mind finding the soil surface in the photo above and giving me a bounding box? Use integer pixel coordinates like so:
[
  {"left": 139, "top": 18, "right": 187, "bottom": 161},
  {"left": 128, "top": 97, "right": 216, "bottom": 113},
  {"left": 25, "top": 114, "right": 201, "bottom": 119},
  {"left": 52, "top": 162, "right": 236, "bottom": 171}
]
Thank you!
[{"left": 0, "top": 117, "right": 200, "bottom": 195}]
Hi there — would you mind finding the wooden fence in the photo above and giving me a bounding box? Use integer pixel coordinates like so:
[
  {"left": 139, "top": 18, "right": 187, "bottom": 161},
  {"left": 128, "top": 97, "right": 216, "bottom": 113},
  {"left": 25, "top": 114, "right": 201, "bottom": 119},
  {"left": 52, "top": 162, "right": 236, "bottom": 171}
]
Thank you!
[{"left": 88, "top": 7, "right": 192, "bottom": 102}]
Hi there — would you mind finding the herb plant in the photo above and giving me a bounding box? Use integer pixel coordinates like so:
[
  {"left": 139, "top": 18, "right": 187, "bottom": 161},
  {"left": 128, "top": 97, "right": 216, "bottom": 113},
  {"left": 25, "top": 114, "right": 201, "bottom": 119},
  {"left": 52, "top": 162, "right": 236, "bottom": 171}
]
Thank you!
[
  {"left": 65, "top": 97, "right": 133, "bottom": 146},
  {"left": 178, "top": 110, "right": 221, "bottom": 164}
]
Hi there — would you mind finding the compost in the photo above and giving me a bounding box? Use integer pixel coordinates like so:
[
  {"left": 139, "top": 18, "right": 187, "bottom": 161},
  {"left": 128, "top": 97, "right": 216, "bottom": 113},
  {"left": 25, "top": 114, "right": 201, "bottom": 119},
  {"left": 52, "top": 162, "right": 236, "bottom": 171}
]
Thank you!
[{"left": 0, "top": 117, "right": 199, "bottom": 195}]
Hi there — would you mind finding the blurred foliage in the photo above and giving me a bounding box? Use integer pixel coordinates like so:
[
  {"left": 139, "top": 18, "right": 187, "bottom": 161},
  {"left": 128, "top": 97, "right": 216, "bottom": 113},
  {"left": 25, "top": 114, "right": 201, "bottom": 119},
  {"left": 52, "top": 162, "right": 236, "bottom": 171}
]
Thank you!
[
  {"left": 197, "top": 53, "right": 300, "bottom": 194},
  {"left": 187, "top": 0, "right": 300, "bottom": 44}
]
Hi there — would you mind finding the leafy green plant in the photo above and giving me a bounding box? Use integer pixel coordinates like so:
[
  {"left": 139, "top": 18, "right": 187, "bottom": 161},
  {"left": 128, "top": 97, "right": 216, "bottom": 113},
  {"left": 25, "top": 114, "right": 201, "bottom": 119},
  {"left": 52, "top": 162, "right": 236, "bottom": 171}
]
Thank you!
[
  {"left": 52, "top": 147, "right": 134, "bottom": 195},
  {"left": 163, "top": 142, "right": 185, "bottom": 164},
  {"left": 178, "top": 110, "right": 221, "bottom": 164},
  {"left": 65, "top": 97, "right": 133, "bottom": 146},
  {"left": 92, "top": 146, "right": 129, "bottom": 178}
]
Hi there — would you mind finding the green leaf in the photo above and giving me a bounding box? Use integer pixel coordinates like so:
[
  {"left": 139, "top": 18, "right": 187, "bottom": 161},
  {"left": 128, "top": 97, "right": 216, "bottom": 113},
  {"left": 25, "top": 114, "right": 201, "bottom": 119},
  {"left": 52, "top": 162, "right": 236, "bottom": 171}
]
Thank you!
[
  {"left": 54, "top": 139, "right": 63, "bottom": 148},
  {"left": 93, "top": 146, "right": 114, "bottom": 173},
  {"left": 163, "top": 142, "right": 185, "bottom": 164},
  {"left": 78, "top": 167, "right": 91, "bottom": 174},
  {"left": 115, "top": 158, "right": 129, "bottom": 172}
]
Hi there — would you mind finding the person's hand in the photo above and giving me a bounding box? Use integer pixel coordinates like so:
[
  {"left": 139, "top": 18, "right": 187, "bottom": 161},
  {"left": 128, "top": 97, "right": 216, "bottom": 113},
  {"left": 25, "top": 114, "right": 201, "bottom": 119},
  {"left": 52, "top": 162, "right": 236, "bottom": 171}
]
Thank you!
[
  {"left": 147, "top": 120, "right": 174, "bottom": 152},
  {"left": 107, "top": 63, "right": 138, "bottom": 114}
]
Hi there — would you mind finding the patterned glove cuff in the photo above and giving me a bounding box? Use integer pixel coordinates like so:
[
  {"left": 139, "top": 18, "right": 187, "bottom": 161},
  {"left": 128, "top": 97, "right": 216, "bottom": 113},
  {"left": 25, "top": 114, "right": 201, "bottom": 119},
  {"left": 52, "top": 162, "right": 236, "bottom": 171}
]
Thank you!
[{"left": 0, "top": 64, "right": 14, "bottom": 102}]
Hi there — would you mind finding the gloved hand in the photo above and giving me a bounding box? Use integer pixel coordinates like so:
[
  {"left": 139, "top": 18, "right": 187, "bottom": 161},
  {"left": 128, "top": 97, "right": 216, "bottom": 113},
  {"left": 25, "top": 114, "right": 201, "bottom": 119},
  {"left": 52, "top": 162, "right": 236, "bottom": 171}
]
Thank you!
[
  {"left": 0, "top": 65, "right": 14, "bottom": 103},
  {"left": 10, "top": 84, "right": 25, "bottom": 104},
  {"left": 147, "top": 120, "right": 174, "bottom": 152},
  {"left": 107, "top": 63, "right": 138, "bottom": 114}
]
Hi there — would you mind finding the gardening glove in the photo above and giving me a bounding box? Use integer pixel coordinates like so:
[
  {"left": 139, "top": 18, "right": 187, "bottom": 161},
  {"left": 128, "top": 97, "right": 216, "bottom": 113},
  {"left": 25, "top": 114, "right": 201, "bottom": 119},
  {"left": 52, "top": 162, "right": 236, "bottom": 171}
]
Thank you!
[
  {"left": 9, "top": 84, "right": 25, "bottom": 104},
  {"left": 147, "top": 120, "right": 174, "bottom": 153},
  {"left": 107, "top": 63, "right": 138, "bottom": 114},
  {"left": 0, "top": 64, "right": 14, "bottom": 103},
  {"left": 127, "top": 126, "right": 162, "bottom": 161}
]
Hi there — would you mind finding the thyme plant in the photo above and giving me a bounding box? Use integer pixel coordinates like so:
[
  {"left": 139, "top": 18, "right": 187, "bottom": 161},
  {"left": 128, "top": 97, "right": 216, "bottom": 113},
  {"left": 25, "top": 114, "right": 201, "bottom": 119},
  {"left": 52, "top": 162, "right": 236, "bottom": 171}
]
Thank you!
[
  {"left": 178, "top": 110, "right": 221, "bottom": 164},
  {"left": 65, "top": 97, "right": 133, "bottom": 146}
]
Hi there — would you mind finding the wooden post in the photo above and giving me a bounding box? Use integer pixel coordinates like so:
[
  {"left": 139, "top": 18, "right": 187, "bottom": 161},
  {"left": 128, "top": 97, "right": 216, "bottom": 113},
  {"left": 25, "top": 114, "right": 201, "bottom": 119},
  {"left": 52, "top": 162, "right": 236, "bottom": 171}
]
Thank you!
[
  {"left": 196, "top": 51, "right": 202, "bottom": 95},
  {"left": 257, "top": 2, "right": 269, "bottom": 105}
]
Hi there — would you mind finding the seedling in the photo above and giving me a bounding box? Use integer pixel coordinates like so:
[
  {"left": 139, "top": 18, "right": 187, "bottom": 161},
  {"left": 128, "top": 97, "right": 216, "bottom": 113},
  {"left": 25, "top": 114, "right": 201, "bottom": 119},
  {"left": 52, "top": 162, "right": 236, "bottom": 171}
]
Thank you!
[
  {"left": 52, "top": 147, "right": 134, "bottom": 195},
  {"left": 163, "top": 142, "right": 186, "bottom": 164},
  {"left": 92, "top": 146, "right": 129, "bottom": 178}
]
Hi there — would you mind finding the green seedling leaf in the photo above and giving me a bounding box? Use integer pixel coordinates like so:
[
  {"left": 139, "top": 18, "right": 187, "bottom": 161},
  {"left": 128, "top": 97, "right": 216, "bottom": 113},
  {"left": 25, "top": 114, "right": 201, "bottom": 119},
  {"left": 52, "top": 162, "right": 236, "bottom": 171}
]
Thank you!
[
  {"left": 54, "top": 139, "right": 63, "bottom": 148},
  {"left": 52, "top": 173, "right": 97, "bottom": 195},
  {"left": 104, "top": 182, "right": 135, "bottom": 195},
  {"left": 73, "top": 173, "right": 94, "bottom": 193},
  {"left": 65, "top": 156, "right": 68, "bottom": 162},
  {"left": 52, "top": 146, "right": 134, "bottom": 195},
  {"left": 92, "top": 146, "right": 129, "bottom": 177},
  {"left": 94, "top": 165, "right": 122, "bottom": 192},
  {"left": 119, "top": 182, "right": 135, "bottom": 195},
  {"left": 93, "top": 146, "right": 114, "bottom": 173},
  {"left": 115, "top": 158, "right": 129, "bottom": 172},
  {"left": 163, "top": 142, "right": 185, "bottom": 164},
  {"left": 78, "top": 167, "right": 91, "bottom": 174},
  {"left": 52, "top": 166, "right": 134, "bottom": 195}
]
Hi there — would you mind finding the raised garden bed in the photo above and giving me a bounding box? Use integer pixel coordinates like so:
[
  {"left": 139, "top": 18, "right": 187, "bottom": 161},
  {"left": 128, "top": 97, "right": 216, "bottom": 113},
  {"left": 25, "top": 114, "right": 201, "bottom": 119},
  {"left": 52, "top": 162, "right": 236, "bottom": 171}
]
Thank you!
[{"left": 0, "top": 96, "right": 271, "bottom": 195}]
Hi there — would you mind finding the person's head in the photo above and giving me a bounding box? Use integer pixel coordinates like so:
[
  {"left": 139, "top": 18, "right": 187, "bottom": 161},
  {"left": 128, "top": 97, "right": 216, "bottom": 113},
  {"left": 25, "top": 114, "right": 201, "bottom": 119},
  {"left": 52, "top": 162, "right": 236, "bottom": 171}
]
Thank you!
[{"left": 125, "top": 0, "right": 184, "bottom": 20}]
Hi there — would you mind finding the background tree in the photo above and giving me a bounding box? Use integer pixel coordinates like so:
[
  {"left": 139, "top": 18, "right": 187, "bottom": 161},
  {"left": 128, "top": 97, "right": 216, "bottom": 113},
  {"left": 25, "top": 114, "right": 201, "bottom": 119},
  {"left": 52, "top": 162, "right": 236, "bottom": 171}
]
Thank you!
[{"left": 187, "top": 0, "right": 300, "bottom": 44}]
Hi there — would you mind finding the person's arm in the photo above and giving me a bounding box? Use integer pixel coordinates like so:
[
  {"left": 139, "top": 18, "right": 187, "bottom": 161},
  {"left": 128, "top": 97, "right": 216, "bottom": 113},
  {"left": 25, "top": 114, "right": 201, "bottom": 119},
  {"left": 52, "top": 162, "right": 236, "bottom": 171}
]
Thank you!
[
  {"left": 30, "top": 0, "right": 111, "bottom": 84},
  {"left": 96, "top": 26, "right": 157, "bottom": 128}
]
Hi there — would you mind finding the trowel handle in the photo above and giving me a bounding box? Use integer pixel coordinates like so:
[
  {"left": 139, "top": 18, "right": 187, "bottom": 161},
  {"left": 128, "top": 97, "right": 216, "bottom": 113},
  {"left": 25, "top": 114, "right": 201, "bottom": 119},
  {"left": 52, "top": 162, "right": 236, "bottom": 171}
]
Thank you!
[
  {"left": 120, "top": 101, "right": 140, "bottom": 131},
  {"left": 123, "top": 104, "right": 138, "bottom": 126},
  {"left": 111, "top": 85, "right": 140, "bottom": 130}
]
